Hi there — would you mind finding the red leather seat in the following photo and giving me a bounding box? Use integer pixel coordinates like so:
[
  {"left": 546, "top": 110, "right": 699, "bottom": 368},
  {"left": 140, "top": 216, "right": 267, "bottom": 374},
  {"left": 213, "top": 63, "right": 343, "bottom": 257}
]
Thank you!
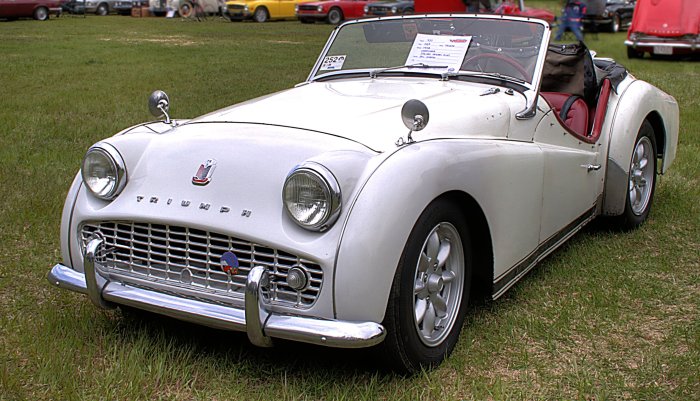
[{"left": 541, "top": 92, "right": 589, "bottom": 140}]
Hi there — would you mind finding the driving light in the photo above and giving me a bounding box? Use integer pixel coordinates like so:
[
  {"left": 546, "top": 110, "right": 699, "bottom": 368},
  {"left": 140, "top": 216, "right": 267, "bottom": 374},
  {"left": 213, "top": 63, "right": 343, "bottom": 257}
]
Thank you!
[
  {"left": 363, "top": 5, "right": 368, "bottom": 13},
  {"left": 283, "top": 163, "right": 341, "bottom": 231},
  {"left": 391, "top": 6, "right": 397, "bottom": 13},
  {"left": 286, "top": 266, "right": 309, "bottom": 290},
  {"left": 81, "top": 143, "right": 127, "bottom": 200},
  {"left": 317, "top": 5, "right": 322, "bottom": 12}
]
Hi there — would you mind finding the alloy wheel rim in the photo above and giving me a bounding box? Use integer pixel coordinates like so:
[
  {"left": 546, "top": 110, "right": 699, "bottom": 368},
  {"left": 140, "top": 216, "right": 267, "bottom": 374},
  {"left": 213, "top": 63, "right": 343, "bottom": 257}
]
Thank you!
[
  {"left": 629, "top": 136, "right": 654, "bottom": 215},
  {"left": 412, "top": 222, "right": 464, "bottom": 347}
]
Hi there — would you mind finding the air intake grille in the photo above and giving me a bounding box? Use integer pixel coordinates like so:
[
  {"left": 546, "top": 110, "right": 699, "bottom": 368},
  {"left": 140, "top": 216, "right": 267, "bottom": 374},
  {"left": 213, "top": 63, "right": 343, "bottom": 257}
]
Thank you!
[{"left": 80, "top": 222, "right": 322, "bottom": 308}]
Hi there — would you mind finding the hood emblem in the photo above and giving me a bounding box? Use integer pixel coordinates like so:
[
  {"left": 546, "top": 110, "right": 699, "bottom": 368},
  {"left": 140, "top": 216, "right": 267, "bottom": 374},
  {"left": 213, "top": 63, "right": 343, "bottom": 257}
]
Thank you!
[
  {"left": 192, "top": 159, "right": 216, "bottom": 186},
  {"left": 221, "top": 251, "right": 239, "bottom": 275}
]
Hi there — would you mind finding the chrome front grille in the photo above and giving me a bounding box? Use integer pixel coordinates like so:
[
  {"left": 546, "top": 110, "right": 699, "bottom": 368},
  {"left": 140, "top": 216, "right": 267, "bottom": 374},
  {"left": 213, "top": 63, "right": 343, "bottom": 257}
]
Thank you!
[{"left": 80, "top": 222, "right": 323, "bottom": 308}]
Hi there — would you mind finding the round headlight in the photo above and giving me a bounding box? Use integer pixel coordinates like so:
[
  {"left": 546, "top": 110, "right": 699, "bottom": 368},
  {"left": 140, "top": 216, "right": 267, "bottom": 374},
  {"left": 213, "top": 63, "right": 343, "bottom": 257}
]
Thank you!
[
  {"left": 363, "top": 5, "right": 368, "bottom": 13},
  {"left": 283, "top": 163, "right": 341, "bottom": 231},
  {"left": 81, "top": 143, "right": 127, "bottom": 200},
  {"left": 391, "top": 6, "right": 397, "bottom": 13},
  {"left": 316, "top": 5, "right": 322, "bottom": 12}
]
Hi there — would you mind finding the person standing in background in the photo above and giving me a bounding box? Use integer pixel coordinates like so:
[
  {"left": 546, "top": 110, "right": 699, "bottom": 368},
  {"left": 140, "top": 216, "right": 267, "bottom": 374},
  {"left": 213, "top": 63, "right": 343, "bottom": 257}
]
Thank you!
[{"left": 555, "top": 0, "right": 587, "bottom": 42}]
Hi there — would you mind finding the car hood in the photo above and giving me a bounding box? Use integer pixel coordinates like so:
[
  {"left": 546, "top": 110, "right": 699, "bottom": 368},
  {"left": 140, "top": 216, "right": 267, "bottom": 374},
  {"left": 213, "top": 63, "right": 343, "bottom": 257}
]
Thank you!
[
  {"left": 193, "top": 78, "right": 519, "bottom": 153},
  {"left": 630, "top": 0, "right": 700, "bottom": 36}
]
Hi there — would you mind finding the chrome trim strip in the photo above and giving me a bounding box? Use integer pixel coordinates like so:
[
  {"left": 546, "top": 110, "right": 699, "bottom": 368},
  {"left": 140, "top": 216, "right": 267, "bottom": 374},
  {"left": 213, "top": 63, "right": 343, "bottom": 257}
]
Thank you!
[
  {"left": 47, "top": 263, "right": 386, "bottom": 348},
  {"left": 492, "top": 207, "right": 596, "bottom": 299}
]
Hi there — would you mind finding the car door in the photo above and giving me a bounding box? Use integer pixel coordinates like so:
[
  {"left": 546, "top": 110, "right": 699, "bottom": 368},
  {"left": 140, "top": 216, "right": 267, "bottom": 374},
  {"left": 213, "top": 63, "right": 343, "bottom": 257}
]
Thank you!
[
  {"left": 0, "top": 0, "right": 22, "bottom": 17},
  {"left": 279, "top": 0, "right": 300, "bottom": 17},
  {"left": 533, "top": 102, "right": 602, "bottom": 243}
]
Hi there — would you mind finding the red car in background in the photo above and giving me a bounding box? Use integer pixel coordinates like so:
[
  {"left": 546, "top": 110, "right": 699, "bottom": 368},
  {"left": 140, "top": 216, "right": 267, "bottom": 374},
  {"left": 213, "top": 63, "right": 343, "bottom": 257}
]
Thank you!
[
  {"left": 0, "top": 0, "right": 63, "bottom": 20},
  {"left": 414, "top": 0, "right": 554, "bottom": 24},
  {"left": 492, "top": 0, "right": 555, "bottom": 24},
  {"left": 625, "top": 0, "right": 700, "bottom": 58},
  {"left": 296, "top": 0, "right": 370, "bottom": 24}
]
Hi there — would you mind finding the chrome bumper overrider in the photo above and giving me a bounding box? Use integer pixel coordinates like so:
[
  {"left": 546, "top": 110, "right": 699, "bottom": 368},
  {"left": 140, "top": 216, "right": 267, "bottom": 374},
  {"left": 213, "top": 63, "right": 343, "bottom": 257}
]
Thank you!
[{"left": 48, "top": 238, "right": 385, "bottom": 348}]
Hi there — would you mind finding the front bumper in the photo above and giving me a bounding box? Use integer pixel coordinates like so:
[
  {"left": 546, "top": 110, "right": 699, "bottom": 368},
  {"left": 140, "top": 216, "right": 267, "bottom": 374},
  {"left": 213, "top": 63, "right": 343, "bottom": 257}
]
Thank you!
[
  {"left": 48, "top": 238, "right": 385, "bottom": 348},
  {"left": 625, "top": 39, "right": 700, "bottom": 50},
  {"left": 227, "top": 10, "right": 251, "bottom": 19},
  {"left": 296, "top": 12, "right": 327, "bottom": 20}
]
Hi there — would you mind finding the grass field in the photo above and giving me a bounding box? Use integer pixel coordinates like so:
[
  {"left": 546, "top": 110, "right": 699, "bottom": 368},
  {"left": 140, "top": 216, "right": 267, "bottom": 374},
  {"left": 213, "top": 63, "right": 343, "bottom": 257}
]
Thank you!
[{"left": 1, "top": 11, "right": 698, "bottom": 401}]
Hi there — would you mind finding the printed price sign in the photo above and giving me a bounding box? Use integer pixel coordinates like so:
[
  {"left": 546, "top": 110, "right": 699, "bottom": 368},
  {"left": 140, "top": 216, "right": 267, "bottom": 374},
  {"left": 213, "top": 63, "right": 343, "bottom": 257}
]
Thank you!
[{"left": 405, "top": 34, "right": 472, "bottom": 72}]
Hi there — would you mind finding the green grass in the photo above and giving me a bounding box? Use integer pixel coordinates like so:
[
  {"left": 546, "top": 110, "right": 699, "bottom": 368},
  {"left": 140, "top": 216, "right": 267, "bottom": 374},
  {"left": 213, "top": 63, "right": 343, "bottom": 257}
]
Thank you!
[{"left": 1, "top": 15, "right": 698, "bottom": 401}]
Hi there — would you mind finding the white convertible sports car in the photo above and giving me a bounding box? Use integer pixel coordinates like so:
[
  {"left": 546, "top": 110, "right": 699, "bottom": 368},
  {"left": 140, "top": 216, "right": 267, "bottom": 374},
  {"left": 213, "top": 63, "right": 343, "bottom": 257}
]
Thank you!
[{"left": 49, "top": 14, "right": 679, "bottom": 372}]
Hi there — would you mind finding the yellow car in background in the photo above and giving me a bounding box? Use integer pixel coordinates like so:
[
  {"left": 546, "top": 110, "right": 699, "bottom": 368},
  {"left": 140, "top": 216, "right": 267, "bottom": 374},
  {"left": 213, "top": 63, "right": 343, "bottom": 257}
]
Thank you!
[{"left": 227, "top": 0, "right": 314, "bottom": 22}]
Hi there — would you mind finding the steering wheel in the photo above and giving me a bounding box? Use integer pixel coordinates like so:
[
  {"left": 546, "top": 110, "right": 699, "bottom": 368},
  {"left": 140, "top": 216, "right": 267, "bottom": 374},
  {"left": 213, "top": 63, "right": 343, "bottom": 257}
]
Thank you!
[{"left": 463, "top": 52, "right": 531, "bottom": 82}]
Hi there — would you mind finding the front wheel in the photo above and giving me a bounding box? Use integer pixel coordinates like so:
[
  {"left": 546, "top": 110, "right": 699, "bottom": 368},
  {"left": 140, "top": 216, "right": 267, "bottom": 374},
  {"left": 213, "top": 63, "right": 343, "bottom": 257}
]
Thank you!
[
  {"left": 609, "top": 120, "right": 657, "bottom": 230},
  {"left": 253, "top": 7, "right": 268, "bottom": 22},
  {"left": 326, "top": 7, "right": 342, "bottom": 24},
  {"left": 179, "top": 2, "right": 193, "bottom": 18},
  {"left": 610, "top": 14, "right": 621, "bottom": 32},
  {"left": 627, "top": 46, "right": 643, "bottom": 59},
  {"left": 96, "top": 3, "right": 108, "bottom": 15},
  {"left": 381, "top": 199, "right": 471, "bottom": 373}
]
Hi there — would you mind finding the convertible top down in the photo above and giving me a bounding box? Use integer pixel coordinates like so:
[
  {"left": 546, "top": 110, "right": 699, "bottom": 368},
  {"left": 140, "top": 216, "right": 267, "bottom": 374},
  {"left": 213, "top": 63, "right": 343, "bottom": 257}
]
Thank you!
[{"left": 49, "top": 14, "right": 679, "bottom": 372}]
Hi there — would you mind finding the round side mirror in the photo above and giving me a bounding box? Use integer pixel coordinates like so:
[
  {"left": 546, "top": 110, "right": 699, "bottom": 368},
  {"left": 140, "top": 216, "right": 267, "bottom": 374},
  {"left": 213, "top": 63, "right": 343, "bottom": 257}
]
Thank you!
[
  {"left": 148, "top": 90, "right": 170, "bottom": 119},
  {"left": 401, "top": 99, "right": 429, "bottom": 132}
]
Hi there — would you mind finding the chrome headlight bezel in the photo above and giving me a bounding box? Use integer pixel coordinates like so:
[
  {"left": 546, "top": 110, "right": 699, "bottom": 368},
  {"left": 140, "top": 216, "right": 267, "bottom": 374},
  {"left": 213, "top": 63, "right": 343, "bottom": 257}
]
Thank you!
[
  {"left": 81, "top": 143, "right": 127, "bottom": 201},
  {"left": 283, "top": 162, "right": 341, "bottom": 232}
]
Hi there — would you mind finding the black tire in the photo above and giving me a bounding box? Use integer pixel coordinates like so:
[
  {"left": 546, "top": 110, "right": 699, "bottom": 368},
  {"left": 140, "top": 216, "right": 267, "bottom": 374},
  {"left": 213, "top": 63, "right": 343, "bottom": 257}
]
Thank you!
[
  {"left": 33, "top": 6, "right": 49, "bottom": 20},
  {"left": 627, "top": 46, "right": 643, "bottom": 59},
  {"left": 326, "top": 7, "right": 342, "bottom": 24},
  {"left": 381, "top": 199, "right": 472, "bottom": 373},
  {"left": 609, "top": 14, "right": 621, "bottom": 33},
  {"left": 96, "top": 3, "right": 108, "bottom": 15},
  {"left": 608, "top": 120, "right": 657, "bottom": 230},
  {"left": 253, "top": 6, "right": 268, "bottom": 22}
]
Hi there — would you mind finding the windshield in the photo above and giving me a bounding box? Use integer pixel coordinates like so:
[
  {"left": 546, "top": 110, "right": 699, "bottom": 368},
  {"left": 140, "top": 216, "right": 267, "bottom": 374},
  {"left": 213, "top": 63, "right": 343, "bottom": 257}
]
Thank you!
[{"left": 310, "top": 16, "right": 549, "bottom": 85}]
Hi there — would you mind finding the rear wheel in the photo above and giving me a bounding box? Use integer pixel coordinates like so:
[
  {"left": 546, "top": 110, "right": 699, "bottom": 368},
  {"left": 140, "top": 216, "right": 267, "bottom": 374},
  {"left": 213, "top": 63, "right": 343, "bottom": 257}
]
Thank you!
[
  {"left": 381, "top": 199, "right": 471, "bottom": 373},
  {"left": 253, "top": 7, "right": 268, "bottom": 22},
  {"left": 33, "top": 6, "right": 49, "bottom": 20},
  {"left": 326, "top": 7, "right": 342, "bottom": 24},
  {"left": 609, "top": 120, "right": 657, "bottom": 230}
]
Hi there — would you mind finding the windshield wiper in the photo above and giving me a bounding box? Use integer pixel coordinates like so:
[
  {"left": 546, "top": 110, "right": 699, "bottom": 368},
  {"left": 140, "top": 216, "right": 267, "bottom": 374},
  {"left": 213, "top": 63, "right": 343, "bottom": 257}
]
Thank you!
[
  {"left": 452, "top": 71, "right": 528, "bottom": 85},
  {"left": 369, "top": 63, "right": 448, "bottom": 79}
]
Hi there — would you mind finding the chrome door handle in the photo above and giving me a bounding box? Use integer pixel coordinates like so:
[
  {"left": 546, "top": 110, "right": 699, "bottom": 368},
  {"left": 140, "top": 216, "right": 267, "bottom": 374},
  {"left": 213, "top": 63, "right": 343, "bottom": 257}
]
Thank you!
[{"left": 581, "top": 164, "right": 601, "bottom": 172}]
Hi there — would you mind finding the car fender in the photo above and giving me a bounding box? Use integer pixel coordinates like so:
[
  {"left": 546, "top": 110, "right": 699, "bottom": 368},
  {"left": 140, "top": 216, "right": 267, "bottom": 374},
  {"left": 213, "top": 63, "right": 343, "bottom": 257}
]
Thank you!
[
  {"left": 333, "top": 138, "right": 544, "bottom": 322},
  {"left": 602, "top": 80, "right": 679, "bottom": 216}
]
